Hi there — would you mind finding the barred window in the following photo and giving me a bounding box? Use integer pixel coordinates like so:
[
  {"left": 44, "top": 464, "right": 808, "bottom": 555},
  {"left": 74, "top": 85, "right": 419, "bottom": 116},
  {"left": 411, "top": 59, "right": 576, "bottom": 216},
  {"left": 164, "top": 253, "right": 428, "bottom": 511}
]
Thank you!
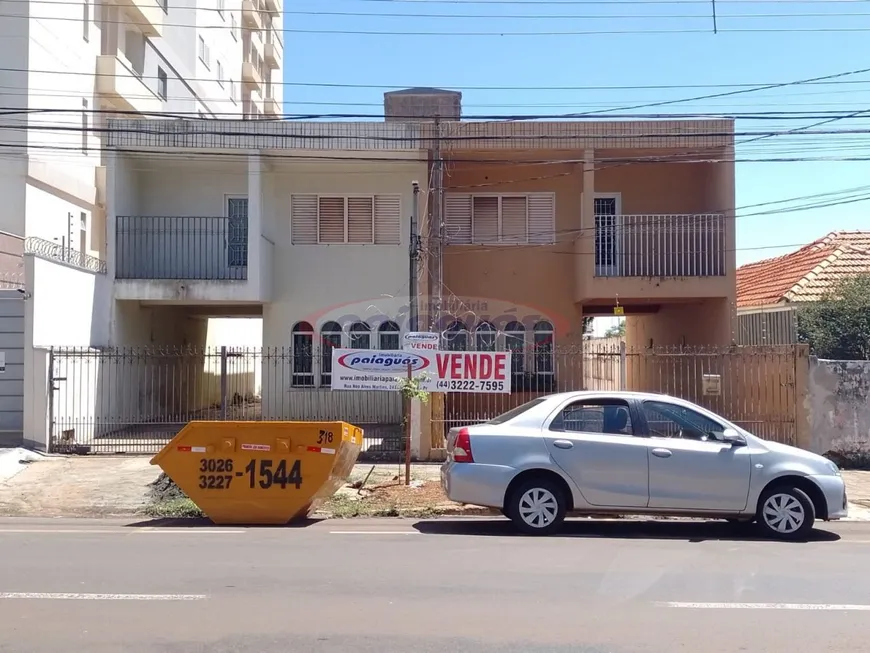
[
  {"left": 291, "top": 322, "right": 314, "bottom": 387},
  {"left": 320, "top": 321, "right": 342, "bottom": 387},
  {"left": 378, "top": 321, "right": 400, "bottom": 350}
]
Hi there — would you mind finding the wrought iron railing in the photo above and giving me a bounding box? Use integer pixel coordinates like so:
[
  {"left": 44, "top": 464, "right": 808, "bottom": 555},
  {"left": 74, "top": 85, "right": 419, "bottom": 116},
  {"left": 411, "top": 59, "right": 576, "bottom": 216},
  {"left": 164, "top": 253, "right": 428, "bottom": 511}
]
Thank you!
[
  {"left": 115, "top": 216, "right": 248, "bottom": 280},
  {"left": 593, "top": 214, "right": 726, "bottom": 278},
  {"left": 25, "top": 236, "right": 107, "bottom": 274}
]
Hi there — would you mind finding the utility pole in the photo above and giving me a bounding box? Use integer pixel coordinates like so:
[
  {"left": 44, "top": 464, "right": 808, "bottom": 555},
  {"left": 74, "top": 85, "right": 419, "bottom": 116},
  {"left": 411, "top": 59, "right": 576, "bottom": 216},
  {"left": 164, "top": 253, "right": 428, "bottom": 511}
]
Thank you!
[
  {"left": 409, "top": 181, "right": 420, "bottom": 332},
  {"left": 430, "top": 118, "right": 444, "bottom": 337}
]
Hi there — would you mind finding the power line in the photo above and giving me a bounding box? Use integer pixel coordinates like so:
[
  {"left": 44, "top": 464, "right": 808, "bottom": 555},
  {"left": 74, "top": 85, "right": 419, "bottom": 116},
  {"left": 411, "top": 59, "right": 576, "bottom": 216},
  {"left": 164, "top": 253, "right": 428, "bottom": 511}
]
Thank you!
[{"left": 8, "top": 11, "right": 870, "bottom": 34}]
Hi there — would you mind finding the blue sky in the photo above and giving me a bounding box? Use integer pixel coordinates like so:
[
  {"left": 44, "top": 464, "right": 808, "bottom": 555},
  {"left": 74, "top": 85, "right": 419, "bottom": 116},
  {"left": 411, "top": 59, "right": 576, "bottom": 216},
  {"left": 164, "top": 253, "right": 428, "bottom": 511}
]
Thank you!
[{"left": 283, "top": 0, "right": 870, "bottom": 268}]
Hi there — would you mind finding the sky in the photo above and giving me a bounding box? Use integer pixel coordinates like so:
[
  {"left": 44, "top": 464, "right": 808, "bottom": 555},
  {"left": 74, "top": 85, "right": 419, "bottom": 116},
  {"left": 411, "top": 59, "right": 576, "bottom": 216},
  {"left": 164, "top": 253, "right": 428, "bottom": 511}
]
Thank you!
[{"left": 283, "top": 0, "right": 870, "bottom": 273}]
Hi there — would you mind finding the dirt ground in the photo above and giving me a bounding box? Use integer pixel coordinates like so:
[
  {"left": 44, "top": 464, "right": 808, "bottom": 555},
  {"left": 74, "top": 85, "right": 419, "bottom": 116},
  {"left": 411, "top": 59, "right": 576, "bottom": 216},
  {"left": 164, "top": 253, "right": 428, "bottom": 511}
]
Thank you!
[{"left": 0, "top": 454, "right": 449, "bottom": 518}]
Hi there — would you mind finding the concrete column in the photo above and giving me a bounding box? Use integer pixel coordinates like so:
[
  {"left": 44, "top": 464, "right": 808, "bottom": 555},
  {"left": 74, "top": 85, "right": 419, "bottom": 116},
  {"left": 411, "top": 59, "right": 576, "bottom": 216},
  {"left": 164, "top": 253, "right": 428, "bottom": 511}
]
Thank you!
[
  {"left": 715, "top": 145, "right": 737, "bottom": 341},
  {"left": 247, "top": 151, "right": 264, "bottom": 297},
  {"left": 105, "top": 150, "right": 118, "bottom": 282}
]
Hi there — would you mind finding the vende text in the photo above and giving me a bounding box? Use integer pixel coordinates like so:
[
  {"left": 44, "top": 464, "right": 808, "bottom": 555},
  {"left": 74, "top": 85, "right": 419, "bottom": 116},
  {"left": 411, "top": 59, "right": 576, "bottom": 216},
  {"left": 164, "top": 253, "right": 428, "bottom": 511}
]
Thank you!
[{"left": 436, "top": 353, "right": 507, "bottom": 380}]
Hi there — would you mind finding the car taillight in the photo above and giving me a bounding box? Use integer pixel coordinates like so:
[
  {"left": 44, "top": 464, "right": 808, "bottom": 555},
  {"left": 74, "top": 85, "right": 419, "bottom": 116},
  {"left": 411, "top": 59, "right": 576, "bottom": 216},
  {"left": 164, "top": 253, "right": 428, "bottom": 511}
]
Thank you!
[{"left": 453, "top": 428, "right": 474, "bottom": 463}]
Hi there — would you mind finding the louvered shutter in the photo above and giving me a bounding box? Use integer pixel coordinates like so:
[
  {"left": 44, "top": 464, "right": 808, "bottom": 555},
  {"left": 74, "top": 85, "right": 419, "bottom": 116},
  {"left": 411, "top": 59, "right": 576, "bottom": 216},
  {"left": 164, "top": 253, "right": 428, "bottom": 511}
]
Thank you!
[
  {"left": 472, "top": 196, "right": 499, "bottom": 244},
  {"left": 374, "top": 194, "right": 401, "bottom": 245},
  {"left": 500, "top": 196, "right": 528, "bottom": 244},
  {"left": 528, "top": 193, "right": 556, "bottom": 244},
  {"left": 318, "top": 197, "right": 346, "bottom": 244},
  {"left": 290, "top": 194, "right": 317, "bottom": 244},
  {"left": 347, "top": 197, "right": 374, "bottom": 244},
  {"left": 444, "top": 194, "right": 472, "bottom": 244}
]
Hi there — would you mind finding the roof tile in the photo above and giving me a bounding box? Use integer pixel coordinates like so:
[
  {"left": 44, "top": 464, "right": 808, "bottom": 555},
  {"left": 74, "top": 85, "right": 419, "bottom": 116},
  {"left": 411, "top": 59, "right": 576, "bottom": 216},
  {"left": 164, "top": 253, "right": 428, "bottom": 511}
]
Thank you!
[{"left": 736, "top": 231, "right": 870, "bottom": 308}]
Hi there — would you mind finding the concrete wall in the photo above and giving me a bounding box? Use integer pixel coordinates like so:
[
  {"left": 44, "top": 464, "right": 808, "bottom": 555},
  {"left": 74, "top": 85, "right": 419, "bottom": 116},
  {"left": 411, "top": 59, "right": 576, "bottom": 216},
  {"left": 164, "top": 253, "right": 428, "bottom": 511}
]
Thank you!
[{"left": 806, "top": 358, "right": 870, "bottom": 455}]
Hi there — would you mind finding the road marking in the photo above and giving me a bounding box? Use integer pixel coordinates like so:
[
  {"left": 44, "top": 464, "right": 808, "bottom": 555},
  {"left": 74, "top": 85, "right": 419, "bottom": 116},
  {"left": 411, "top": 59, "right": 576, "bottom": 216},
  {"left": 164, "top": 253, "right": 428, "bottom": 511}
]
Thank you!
[
  {"left": 329, "top": 530, "right": 420, "bottom": 535},
  {"left": 0, "top": 593, "right": 207, "bottom": 601},
  {"left": 658, "top": 602, "right": 870, "bottom": 611}
]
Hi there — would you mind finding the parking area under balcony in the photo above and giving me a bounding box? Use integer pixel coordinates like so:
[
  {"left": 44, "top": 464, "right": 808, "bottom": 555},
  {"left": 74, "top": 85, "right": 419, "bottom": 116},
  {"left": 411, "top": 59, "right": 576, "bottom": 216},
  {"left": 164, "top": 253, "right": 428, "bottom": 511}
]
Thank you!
[{"left": 575, "top": 213, "right": 732, "bottom": 303}]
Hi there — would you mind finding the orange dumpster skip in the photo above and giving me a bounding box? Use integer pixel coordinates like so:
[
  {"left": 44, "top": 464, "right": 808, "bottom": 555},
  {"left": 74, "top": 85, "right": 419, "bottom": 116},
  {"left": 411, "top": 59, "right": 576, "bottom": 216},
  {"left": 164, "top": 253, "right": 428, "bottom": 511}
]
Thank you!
[{"left": 150, "top": 421, "right": 364, "bottom": 525}]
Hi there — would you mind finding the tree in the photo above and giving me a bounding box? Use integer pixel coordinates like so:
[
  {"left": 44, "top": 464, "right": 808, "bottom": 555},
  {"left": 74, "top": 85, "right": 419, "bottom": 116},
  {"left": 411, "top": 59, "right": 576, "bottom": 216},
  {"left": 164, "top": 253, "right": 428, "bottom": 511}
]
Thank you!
[
  {"left": 797, "top": 273, "right": 870, "bottom": 360},
  {"left": 605, "top": 320, "right": 626, "bottom": 338},
  {"left": 582, "top": 316, "right": 594, "bottom": 335}
]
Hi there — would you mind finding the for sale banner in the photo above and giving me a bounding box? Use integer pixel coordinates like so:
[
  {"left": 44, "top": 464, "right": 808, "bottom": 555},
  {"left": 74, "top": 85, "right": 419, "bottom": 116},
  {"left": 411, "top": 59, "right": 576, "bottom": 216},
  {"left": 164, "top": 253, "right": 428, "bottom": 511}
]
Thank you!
[{"left": 330, "top": 349, "right": 512, "bottom": 393}]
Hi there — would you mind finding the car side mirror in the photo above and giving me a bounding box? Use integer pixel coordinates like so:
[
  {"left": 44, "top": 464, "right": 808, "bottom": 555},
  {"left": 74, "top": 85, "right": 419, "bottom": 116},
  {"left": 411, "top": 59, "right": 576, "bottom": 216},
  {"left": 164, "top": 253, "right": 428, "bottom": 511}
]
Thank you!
[{"left": 720, "top": 428, "right": 746, "bottom": 447}]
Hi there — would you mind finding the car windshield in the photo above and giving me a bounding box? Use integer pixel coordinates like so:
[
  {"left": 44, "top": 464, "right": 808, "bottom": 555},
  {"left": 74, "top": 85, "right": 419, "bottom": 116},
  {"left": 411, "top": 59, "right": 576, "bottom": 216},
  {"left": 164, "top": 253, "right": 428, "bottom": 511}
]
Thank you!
[{"left": 486, "top": 397, "right": 549, "bottom": 425}]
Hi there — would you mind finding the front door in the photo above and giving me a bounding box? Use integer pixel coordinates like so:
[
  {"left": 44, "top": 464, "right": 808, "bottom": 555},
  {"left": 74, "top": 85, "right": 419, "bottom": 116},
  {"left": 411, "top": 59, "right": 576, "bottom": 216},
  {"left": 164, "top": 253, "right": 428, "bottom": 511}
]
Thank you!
[
  {"left": 543, "top": 398, "right": 649, "bottom": 508},
  {"left": 641, "top": 400, "right": 751, "bottom": 511}
]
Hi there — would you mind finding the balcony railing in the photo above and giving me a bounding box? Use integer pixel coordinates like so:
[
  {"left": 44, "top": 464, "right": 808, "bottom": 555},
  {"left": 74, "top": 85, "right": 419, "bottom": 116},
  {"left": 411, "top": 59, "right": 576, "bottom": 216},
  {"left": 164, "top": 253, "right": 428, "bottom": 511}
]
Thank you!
[
  {"left": 116, "top": 216, "right": 248, "bottom": 281},
  {"left": 593, "top": 214, "right": 725, "bottom": 278}
]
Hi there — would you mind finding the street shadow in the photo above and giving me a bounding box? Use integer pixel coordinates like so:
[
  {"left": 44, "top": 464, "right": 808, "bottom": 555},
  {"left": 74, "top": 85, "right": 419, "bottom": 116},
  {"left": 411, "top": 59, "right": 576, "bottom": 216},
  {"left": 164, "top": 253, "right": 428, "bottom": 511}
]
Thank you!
[
  {"left": 412, "top": 517, "right": 842, "bottom": 543},
  {"left": 123, "top": 516, "right": 326, "bottom": 529}
]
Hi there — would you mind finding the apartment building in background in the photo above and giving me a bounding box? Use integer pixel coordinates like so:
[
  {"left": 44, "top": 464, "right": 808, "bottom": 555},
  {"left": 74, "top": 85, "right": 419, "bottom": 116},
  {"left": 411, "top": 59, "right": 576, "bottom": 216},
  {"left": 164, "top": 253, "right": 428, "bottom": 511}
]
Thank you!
[
  {"left": 0, "top": 0, "right": 284, "bottom": 263},
  {"left": 0, "top": 0, "right": 283, "bottom": 447}
]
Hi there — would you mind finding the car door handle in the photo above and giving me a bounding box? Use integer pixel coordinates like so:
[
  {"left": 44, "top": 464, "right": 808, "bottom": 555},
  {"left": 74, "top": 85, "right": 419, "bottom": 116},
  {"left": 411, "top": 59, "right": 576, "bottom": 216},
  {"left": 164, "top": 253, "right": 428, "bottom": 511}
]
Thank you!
[
  {"left": 553, "top": 440, "right": 574, "bottom": 450},
  {"left": 651, "top": 448, "right": 673, "bottom": 458}
]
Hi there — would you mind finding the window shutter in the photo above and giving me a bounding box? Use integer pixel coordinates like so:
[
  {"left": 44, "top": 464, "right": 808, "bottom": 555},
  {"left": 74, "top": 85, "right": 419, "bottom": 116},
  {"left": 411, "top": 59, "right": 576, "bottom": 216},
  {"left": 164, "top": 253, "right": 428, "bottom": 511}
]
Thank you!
[
  {"left": 318, "top": 197, "right": 346, "bottom": 243},
  {"left": 444, "top": 193, "right": 471, "bottom": 244},
  {"left": 500, "top": 196, "right": 528, "bottom": 244},
  {"left": 528, "top": 193, "right": 556, "bottom": 244},
  {"left": 472, "top": 196, "right": 499, "bottom": 244},
  {"left": 290, "top": 194, "right": 317, "bottom": 244},
  {"left": 374, "top": 194, "right": 401, "bottom": 245},
  {"left": 347, "top": 197, "right": 374, "bottom": 244}
]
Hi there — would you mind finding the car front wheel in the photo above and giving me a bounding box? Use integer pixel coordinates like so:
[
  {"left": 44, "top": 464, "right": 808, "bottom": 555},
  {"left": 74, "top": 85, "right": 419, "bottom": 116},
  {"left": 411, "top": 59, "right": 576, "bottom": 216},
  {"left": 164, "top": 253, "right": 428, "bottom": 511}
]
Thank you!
[
  {"left": 756, "top": 485, "right": 815, "bottom": 541},
  {"left": 507, "top": 477, "right": 567, "bottom": 536}
]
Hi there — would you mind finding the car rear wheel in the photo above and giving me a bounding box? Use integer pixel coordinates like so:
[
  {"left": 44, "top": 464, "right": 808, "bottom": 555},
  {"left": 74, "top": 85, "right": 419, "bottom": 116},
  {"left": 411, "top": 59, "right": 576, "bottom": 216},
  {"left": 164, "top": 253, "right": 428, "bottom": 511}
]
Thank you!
[
  {"left": 756, "top": 485, "right": 815, "bottom": 541},
  {"left": 507, "top": 478, "right": 566, "bottom": 536}
]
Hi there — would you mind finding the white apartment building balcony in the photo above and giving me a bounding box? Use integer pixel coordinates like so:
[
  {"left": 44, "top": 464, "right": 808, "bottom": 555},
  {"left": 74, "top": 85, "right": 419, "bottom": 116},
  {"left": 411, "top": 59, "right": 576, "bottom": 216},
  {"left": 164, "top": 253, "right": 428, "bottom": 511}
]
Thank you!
[
  {"left": 242, "top": 41, "right": 264, "bottom": 91},
  {"left": 265, "top": 95, "right": 281, "bottom": 117},
  {"left": 96, "top": 54, "right": 162, "bottom": 115},
  {"left": 242, "top": 0, "right": 263, "bottom": 30},
  {"left": 107, "top": 152, "right": 273, "bottom": 304},
  {"left": 114, "top": 0, "right": 164, "bottom": 37},
  {"left": 263, "top": 0, "right": 281, "bottom": 14},
  {"left": 264, "top": 29, "right": 282, "bottom": 69}
]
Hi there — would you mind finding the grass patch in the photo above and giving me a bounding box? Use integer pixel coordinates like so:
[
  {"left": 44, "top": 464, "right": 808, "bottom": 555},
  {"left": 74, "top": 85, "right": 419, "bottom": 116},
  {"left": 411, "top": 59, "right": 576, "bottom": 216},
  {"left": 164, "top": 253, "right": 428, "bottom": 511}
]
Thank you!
[{"left": 143, "top": 497, "right": 204, "bottom": 518}]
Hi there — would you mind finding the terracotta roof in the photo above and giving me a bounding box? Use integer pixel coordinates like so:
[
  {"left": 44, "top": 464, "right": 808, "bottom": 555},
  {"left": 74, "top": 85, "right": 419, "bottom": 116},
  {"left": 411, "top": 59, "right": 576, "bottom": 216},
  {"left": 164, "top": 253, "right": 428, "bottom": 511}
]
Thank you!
[{"left": 736, "top": 231, "right": 870, "bottom": 308}]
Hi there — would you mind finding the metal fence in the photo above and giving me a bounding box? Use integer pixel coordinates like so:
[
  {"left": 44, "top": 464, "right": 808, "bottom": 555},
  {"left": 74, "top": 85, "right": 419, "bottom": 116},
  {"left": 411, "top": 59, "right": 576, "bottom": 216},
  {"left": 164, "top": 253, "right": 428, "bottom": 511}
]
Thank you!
[
  {"left": 431, "top": 341, "right": 801, "bottom": 447},
  {"left": 115, "top": 216, "right": 248, "bottom": 280},
  {"left": 49, "top": 341, "right": 803, "bottom": 457},
  {"left": 49, "top": 346, "right": 401, "bottom": 457}
]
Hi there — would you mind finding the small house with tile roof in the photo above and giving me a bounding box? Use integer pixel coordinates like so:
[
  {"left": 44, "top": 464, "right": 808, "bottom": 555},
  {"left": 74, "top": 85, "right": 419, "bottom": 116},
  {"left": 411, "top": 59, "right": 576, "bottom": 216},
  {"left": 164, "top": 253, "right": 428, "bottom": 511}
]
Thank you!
[{"left": 735, "top": 231, "right": 870, "bottom": 344}]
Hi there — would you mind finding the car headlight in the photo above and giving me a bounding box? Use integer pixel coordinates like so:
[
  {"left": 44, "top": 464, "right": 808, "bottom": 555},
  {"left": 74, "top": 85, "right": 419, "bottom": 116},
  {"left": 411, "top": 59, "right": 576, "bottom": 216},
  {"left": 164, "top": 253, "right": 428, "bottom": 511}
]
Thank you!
[{"left": 826, "top": 461, "right": 841, "bottom": 476}]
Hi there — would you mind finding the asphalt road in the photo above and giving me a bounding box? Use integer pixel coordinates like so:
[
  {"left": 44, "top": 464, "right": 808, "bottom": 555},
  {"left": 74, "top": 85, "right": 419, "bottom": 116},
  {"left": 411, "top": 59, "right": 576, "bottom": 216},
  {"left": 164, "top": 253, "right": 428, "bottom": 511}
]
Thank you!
[{"left": 2, "top": 517, "right": 870, "bottom": 653}]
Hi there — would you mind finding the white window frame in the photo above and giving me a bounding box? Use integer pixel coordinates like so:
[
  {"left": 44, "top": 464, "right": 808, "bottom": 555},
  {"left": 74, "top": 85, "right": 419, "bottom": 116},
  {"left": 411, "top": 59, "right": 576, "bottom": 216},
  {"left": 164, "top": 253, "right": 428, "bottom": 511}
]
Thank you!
[
  {"left": 470, "top": 193, "right": 530, "bottom": 246},
  {"left": 316, "top": 195, "right": 375, "bottom": 245},
  {"left": 198, "top": 36, "right": 210, "bottom": 69},
  {"left": 591, "top": 192, "right": 623, "bottom": 277},
  {"left": 217, "top": 0, "right": 225, "bottom": 19},
  {"left": 216, "top": 60, "right": 224, "bottom": 87}
]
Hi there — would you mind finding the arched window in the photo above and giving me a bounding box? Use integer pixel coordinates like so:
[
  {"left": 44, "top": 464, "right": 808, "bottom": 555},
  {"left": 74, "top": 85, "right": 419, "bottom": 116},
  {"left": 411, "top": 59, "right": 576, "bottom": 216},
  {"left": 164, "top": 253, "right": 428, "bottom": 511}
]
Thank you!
[
  {"left": 291, "top": 321, "right": 314, "bottom": 387},
  {"left": 444, "top": 320, "right": 468, "bottom": 351},
  {"left": 504, "top": 320, "right": 525, "bottom": 374},
  {"left": 378, "top": 321, "right": 400, "bottom": 350},
  {"left": 475, "top": 321, "right": 496, "bottom": 352},
  {"left": 533, "top": 320, "right": 555, "bottom": 376},
  {"left": 348, "top": 321, "right": 371, "bottom": 350},
  {"left": 320, "top": 321, "right": 342, "bottom": 386}
]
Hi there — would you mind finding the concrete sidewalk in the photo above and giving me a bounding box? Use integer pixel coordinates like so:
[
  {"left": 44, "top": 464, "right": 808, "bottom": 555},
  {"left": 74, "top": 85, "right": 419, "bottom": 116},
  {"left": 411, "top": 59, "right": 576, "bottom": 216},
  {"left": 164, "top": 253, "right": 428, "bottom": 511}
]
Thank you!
[{"left": 2, "top": 449, "right": 869, "bottom": 520}]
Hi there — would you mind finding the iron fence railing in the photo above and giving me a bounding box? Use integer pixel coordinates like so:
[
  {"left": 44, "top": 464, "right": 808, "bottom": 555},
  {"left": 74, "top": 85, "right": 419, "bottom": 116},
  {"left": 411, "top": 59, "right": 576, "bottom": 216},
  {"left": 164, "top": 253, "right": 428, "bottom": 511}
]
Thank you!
[
  {"left": 25, "top": 236, "right": 107, "bottom": 274},
  {"left": 594, "top": 213, "right": 726, "bottom": 278},
  {"left": 115, "top": 216, "right": 248, "bottom": 280},
  {"left": 48, "top": 342, "right": 802, "bottom": 456}
]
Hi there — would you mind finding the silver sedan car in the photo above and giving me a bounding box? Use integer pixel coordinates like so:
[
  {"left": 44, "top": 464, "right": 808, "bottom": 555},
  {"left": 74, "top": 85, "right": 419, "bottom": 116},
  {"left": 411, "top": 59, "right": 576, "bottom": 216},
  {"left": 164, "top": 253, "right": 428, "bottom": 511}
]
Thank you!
[{"left": 441, "top": 391, "right": 847, "bottom": 539}]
